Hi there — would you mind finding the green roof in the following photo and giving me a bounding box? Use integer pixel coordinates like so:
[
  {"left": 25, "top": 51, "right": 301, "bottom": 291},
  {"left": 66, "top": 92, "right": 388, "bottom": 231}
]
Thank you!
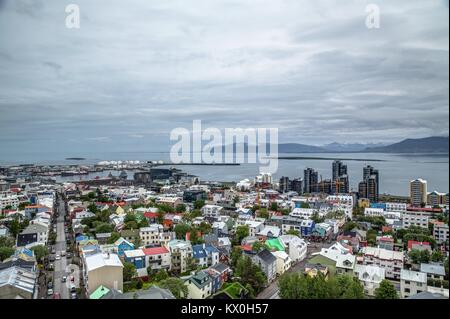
[
  {"left": 265, "top": 238, "right": 284, "bottom": 251},
  {"left": 220, "top": 282, "right": 248, "bottom": 299},
  {"left": 90, "top": 285, "right": 110, "bottom": 299}
]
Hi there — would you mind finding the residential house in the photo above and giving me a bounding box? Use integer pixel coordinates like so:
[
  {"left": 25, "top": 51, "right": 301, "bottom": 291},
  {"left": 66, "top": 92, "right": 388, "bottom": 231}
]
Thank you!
[
  {"left": 192, "top": 244, "right": 220, "bottom": 268},
  {"left": 185, "top": 270, "right": 212, "bottom": 299},
  {"left": 114, "top": 238, "right": 135, "bottom": 257},
  {"left": 335, "top": 254, "right": 356, "bottom": 275},
  {"left": 83, "top": 252, "right": 124, "bottom": 296},
  {"left": 17, "top": 223, "right": 48, "bottom": 247},
  {"left": 354, "top": 264, "right": 385, "bottom": 297},
  {"left": 142, "top": 246, "right": 171, "bottom": 273},
  {"left": 420, "top": 263, "right": 446, "bottom": 281},
  {"left": 278, "top": 235, "right": 308, "bottom": 262},
  {"left": 167, "top": 240, "right": 193, "bottom": 274},
  {"left": 304, "top": 263, "right": 329, "bottom": 279},
  {"left": 251, "top": 249, "right": 277, "bottom": 283},
  {"left": 0, "top": 266, "right": 36, "bottom": 299},
  {"left": 361, "top": 246, "right": 404, "bottom": 280},
  {"left": 433, "top": 221, "right": 449, "bottom": 244},
  {"left": 272, "top": 250, "right": 292, "bottom": 276},
  {"left": 201, "top": 205, "right": 223, "bottom": 219},
  {"left": 139, "top": 224, "right": 164, "bottom": 246},
  {"left": 124, "top": 249, "right": 146, "bottom": 271},
  {"left": 400, "top": 269, "right": 427, "bottom": 298}
]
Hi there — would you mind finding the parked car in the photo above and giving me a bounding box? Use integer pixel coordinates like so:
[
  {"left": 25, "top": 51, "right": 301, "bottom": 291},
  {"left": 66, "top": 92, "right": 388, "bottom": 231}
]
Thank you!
[
  {"left": 71, "top": 292, "right": 78, "bottom": 299},
  {"left": 55, "top": 254, "right": 61, "bottom": 260},
  {"left": 61, "top": 276, "right": 67, "bottom": 283},
  {"left": 47, "top": 288, "right": 53, "bottom": 296},
  {"left": 47, "top": 281, "right": 53, "bottom": 289},
  {"left": 61, "top": 250, "right": 66, "bottom": 257}
]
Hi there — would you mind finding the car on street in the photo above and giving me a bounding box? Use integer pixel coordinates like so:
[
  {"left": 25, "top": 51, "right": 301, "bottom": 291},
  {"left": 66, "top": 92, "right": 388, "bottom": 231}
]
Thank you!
[
  {"left": 49, "top": 255, "right": 55, "bottom": 262},
  {"left": 53, "top": 292, "right": 61, "bottom": 299},
  {"left": 55, "top": 254, "right": 61, "bottom": 260},
  {"left": 62, "top": 276, "right": 67, "bottom": 283},
  {"left": 47, "top": 281, "right": 53, "bottom": 289},
  {"left": 47, "top": 288, "right": 53, "bottom": 296},
  {"left": 71, "top": 292, "right": 78, "bottom": 299},
  {"left": 61, "top": 250, "right": 66, "bottom": 257}
]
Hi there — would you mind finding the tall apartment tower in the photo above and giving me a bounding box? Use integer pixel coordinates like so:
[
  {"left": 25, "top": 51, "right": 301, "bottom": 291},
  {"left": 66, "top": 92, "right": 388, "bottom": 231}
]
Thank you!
[
  {"left": 304, "top": 168, "right": 319, "bottom": 194},
  {"left": 409, "top": 178, "right": 427, "bottom": 206},
  {"left": 332, "top": 160, "right": 349, "bottom": 194},
  {"left": 290, "top": 178, "right": 303, "bottom": 195},
  {"left": 279, "top": 176, "right": 291, "bottom": 193},
  {"left": 359, "top": 165, "right": 379, "bottom": 202}
]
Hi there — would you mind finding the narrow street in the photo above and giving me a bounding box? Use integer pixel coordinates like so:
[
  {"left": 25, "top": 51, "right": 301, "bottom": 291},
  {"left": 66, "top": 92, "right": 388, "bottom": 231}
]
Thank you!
[
  {"left": 256, "top": 242, "right": 332, "bottom": 299},
  {"left": 52, "top": 192, "right": 69, "bottom": 299}
]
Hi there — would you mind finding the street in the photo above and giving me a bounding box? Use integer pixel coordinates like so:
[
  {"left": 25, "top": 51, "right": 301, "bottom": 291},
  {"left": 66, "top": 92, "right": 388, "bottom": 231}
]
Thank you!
[
  {"left": 52, "top": 192, "right": 69, "bottom": 299},
  {"left": 256, "top": 241, "right": 332, "bottom": 299}
]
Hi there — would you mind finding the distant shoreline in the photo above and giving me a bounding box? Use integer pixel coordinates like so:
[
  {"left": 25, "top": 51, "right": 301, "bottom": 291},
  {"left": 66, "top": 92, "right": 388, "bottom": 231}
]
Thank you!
[{"left": 271, "top": 156, "right": 386, "bottom": 162}]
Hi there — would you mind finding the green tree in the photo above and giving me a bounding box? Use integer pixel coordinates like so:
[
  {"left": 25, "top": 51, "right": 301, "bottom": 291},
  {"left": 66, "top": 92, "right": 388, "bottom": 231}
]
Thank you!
[
  {"left": 153, "top": 269, "right": 169, "bottom": 282},
  {"left": 123, "top": 262, "right": 137, "bottom": 282},
  {"left": 157, "top": 211, "right": 165, "bottom": 224},
  {"left": 431, "top": 250, "right": 444, "bottom": 262},
  {"left": 87, "top": 203, "right": 99, "bottom": 214},
  {"left": 108, "top": 232, "right": 121, "bottom": 244},
  {"left": 258, "top": 208, "right": 269, "bottom": 219},
  {"left": 230, "top": 246, "right": 242, "bottom": 269},
  {"left": 197, "top": 222, "right": 211, "bottom": 235},
  {"left": 193, "top": 200, "right": 205, "bottom": 210},
  {"left": 0, "top": 247, "right": 15, "bottom": 261},
  {"left": 95, "top": 222, "right": 114, "bottom": 234},
  {"left": 8, "top": 218, "right": 21, "bottom": 238},
  {"left": 235, "top": 225, "right": 249, "bottom": 243},
  {"left": 419, "top": 250, "right": 431, "bottom": 263},
  {"left": 18, "top": 202, "right": 31, "bottom": 210},
  {"left": 333, "top": 275, "right": 365, "bottom": 299},
  {"left": 252, "top": 241, "right": 265, "bottom": 253},
  {"left": 175, "top": 204, "right": 186, "bottom": 213},
  {"left": 366, "top": 229, "right": 378, "bottom": 246},
  {"left": 270, "top": 202, "right": 278, "bottom": 211},
  {"left": 124, "top": 213, "right": 137, "bottom": 224},
  {"left": 234, "top": 255, "right": 267, "bottom": 296},
  {"left": 344, "top": 221, "right": 358, "bottom": 232},
  {"left": 31, "top": 245, "right": 49, "bottom": 263},
  {"left": 278, "top": 272, "right": 307, "bottom": 299},
  {"left": 374, "top": 279, "right": 398, "bottom": 299},
  {"left": 174, "top": 223, "right": 191, "bottom": 240},
  {"left": 158, "top": 278, "right": 188, "bottom": 299},
  {"left": 124, "top": 221, "right": 139, "bottom": 230},
  {"left": 96, "top": 209, "right": 111, "bottom": 223}
]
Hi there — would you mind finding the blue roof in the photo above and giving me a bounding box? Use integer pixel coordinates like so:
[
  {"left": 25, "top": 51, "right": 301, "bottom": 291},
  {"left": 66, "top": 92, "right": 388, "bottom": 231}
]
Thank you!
[
  {"left": 192, "top": 245, "right": 207, "bottom": 258},
  {"left": 76, "top": 235, "right": 89, "bottom": 242},
  {"left": 15, "top": 247, "right": 34, "bottom": 257},
  {"left": 204, "top": 244, "right": 219, "bottom": 254}
]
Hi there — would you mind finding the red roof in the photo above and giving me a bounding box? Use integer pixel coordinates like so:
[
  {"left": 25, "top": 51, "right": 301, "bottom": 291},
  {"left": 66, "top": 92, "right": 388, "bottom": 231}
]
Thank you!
[
  {"left": 142, "top": 247, "right": 169, "bottom": 255},
  {"left": 240, "top": 244, "right": 253, "bottom": 252},
  {"left": 407, "top": 240, "right": 430, "bottom": 250},
  {"left": 407, "top": 206, "right": 442, "bottom": 213},
  {"left": 144, "top": 212, "right": 158, "bottom": 218}
]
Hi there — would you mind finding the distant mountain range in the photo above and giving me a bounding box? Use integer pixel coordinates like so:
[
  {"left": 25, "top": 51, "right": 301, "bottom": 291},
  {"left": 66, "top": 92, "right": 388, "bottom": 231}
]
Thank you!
[
  {"left": 224, "top": 136, "right": 449, "bottom": 154},
  {"left": 362, "top": 136, "right": 449, "bottom": 153}
]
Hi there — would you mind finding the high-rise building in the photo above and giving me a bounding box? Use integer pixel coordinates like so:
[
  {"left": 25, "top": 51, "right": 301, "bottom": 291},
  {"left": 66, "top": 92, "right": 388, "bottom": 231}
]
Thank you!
[
  {"left": 409, "top": 178, "right": 427, "bottom": 206},
  {"left": 359, "top": 166, "right": 379, "bottom": 202},
  {"left": 290, "top": 178, "right": 303, "bottom": 195},
  {"left": 332, "top": 160, "right": 347, "bottom": 182},
  {"left": 318, "top": 179, "right": 333, "bottom": 194},
  {"left": 332, "top": 160, "right": 349, "bottom": 194},
  {"left": 304, "top": 168, "right": 319, "bottom": 194},
  {"left": 279, "top": 176, "right": 291, "bottom": 193}
]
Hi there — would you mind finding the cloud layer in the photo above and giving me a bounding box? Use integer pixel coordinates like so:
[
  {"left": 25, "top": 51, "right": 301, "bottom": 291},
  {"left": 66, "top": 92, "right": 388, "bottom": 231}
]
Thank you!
[{"left": 0, "top": 0, "right": 448, "bottom": 154}]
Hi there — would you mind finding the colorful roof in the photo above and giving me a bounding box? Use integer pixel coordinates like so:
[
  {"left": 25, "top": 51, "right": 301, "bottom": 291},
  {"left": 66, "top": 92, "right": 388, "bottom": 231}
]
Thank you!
[
  {"left": 142, "top": 247, "right": 169, "bottom": 255},
  {"left": 265, "top": 238, "right": 285, "bottom": 251},
  {"left": 90, "top": 285, "right": 110, "bottom": 299}
]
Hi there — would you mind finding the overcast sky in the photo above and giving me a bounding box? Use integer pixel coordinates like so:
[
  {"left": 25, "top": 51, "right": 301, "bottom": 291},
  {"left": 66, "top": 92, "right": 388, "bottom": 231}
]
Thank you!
[{"left": 0, "top": 0, "right": 448, "bottom": 155}]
